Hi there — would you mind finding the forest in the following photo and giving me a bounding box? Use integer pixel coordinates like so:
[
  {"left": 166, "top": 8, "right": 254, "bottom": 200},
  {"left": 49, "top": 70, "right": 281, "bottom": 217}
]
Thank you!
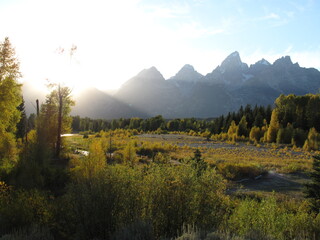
[
  {"left": 1, "top": 38, "right": 320, "bottom": 240},
  {"left": 71, "top": 94, "right": 320, "bottom": 151}
]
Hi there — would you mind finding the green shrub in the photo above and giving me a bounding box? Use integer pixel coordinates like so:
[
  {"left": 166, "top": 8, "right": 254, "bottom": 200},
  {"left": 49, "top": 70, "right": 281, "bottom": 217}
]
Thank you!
[
  {"left": 136, "top": 142, "right": 172, "bottom": 159},
  {"left": 216, "top": 163, "right": 265, "bottom": 180},
  {"left": 228, "top": 196, "right": 318, "bottom": 239},
  {"left": 59, "top": 164, "right": 228, "bottom": 239},
  {"left": 0, "top": 188, "right": 53, "bottom": 236}
]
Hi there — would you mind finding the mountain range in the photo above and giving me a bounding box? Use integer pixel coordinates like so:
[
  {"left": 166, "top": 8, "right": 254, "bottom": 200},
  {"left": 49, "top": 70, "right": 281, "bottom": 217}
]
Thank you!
[{"left": 24, "top": 51, "right": 320, "bottom": 119}]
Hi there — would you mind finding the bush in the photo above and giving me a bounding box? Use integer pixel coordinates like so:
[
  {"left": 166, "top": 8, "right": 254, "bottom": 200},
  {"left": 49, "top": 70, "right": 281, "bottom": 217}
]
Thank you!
[
  {"left": 0, "top": 188, "right": 53, "bottom": 236},
  {"left": 58, "top": 166, "right": 144, "bottom": 240},
  {"left": 0, "top": 132, "right": 18, "bottom": 176},
  {"left": 59, "top": 164, "right": 228, "bottom": 239},
  {"left": 153, "top": 152, "right": 169, "bottom": 164},
  {"left": 303, "top": 128, "right": 320, "bottom": 151},
  {"left": 136, "top": 142, "right": 172, "bottom": 159},
  {"left": 216, "top": 163, "right": 265, "bottom": 180},
  {"left": 200, "top": 130, "right": 211, "bottom": 140},
  {"left": 228, "top": 196, "right": 319, "bottom": 239},
  {"left": 143, "top": 165, "right": 228, "bottom": 238}
]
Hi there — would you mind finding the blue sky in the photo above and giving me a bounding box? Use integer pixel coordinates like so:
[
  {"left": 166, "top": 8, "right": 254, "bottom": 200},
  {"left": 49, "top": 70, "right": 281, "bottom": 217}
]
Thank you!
[
  {"left": 0, "top": 0, "right": 319, "bottom": 90},
  {"left": 139, "top": 0, "right": 320, "bottom": 63}
]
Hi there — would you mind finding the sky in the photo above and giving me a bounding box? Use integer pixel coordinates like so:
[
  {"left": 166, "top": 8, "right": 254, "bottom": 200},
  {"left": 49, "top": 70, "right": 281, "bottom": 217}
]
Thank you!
[{"left": 1, "top": 0, "right": 320, "bottom": 91}]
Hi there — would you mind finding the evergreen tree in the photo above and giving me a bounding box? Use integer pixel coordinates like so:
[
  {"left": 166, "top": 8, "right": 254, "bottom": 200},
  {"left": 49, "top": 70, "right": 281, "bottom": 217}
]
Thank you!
[
  {"left": 191, "top": 149, "right": 207, "bottom": 176},
  {"left": 244, "top": 104, "right": 254, "bottom": 128},
  {"left": 0, "top": 37, "right": 21, "bottom": 81},
  {"left": 0, "top": 37, "right": 22, "bottom": 134},
  {"left": 238, "top": 106, "right": 244, "bottom": 120},
  {"left": 223, "top": 113, "right": 232, "bottom": 132},
  {"left": 305, "top": 155, "right": 320, "bottom": 212},
  {"left": 16, "top": 98, "right": 27, "bottom": 141},
  {"left": 265, "top": 105, "right": 273, "bottom": 123},
  {"left": 72, "top": 115, "right": 81, "bottom": 132},
  {"left": 253, "top": 112, "right": 264, "bottom": 128},
  {"left": 216, "top": 115, "right": 224, "bottom": 134},
  {"left": 27, "top": 113, "right": 36, "bottom": 131},
  {"left": 0, "top": 37, "right": 22, "bottom": 174}
]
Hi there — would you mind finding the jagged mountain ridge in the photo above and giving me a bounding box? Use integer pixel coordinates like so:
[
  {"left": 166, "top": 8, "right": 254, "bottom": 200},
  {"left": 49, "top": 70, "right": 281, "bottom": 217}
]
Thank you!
[
  {"left": 115, "top": 67, "right": 183, "bottom": 117},
  {"left": 23, "top": 51, "right": 320, "bottom": 119},
  {"left": 169, "top": 64, "right": 203, "bottom": 82},
  {"left": 113, "top": 51, "right": 320, "bottom": 118}
]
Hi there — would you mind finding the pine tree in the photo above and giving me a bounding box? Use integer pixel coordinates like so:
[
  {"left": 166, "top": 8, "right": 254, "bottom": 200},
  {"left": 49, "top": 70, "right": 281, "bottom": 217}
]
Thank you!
[
  {"left": 0, "top": 37, "right": 21, "bottom": 81},
  {"left": 253, "top": 112, "right": 264, "bottom": 128},
  {"left": 0, "top": 37, "right": 22, "bottom": 173},
  {"left": 0, "top": 37, "right": 22, "bottom": 134},
  {"left": 16, "top": 98, "right": 27, "bottom": 141},
  {"left": 305, "top": 155, "right": 320, "bottom": 212},
  {"left": 191, "top": 149, "right": 207, "bottom": 176}
]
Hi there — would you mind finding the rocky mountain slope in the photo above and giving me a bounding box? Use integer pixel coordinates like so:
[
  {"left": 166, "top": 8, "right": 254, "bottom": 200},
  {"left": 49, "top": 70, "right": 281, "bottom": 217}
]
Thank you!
[
  {"left": 112, "top": 51, "right": 320, "bottom": 118},
  {"left": 23, "top": 52, "right": 320, "bottom": 119}
]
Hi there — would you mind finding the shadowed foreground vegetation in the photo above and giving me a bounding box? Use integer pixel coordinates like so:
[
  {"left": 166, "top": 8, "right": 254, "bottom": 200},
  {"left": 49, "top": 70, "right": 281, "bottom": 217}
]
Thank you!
[{"left": 2, "top": 129, "right": 320, "bottom": 239}]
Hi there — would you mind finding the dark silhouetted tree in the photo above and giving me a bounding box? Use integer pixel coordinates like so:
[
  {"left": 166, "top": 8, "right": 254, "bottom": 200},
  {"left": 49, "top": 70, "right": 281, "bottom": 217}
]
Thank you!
[
  {"left": 305, "top": 155, "right": 320, "bottom": 212},
  {"left": 191, "top": 149, "right": 207, "bottom": 176},
  {"left": 16, "top": 98, "right": 27, "bottom": 141}
]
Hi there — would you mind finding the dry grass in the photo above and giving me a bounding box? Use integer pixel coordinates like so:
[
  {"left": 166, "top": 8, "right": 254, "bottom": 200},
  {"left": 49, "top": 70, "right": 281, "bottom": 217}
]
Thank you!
[
  {"left": 64, "top": 132, "right": 317, "bottom": 173},
  {"left": 202, "top": 145, "right": 314, "bottom": 173}
]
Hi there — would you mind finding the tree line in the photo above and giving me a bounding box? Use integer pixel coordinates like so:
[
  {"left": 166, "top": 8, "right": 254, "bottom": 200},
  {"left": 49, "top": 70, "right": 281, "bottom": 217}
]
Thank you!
[
  {"left": 71, "top": 104, "right": 273, "bottom": 134},
  {"left": 71, "top": 96, "right": 320, "bottom": 150}
]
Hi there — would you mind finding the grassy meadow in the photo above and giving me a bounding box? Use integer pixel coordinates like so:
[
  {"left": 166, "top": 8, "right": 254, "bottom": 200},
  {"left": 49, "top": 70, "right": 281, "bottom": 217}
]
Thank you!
[{"left": 64, "top": 131, "right": 316, "bottom": 198}]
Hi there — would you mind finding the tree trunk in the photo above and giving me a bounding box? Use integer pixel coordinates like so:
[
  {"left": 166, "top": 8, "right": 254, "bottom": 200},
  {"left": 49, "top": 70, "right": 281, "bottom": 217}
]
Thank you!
[{"left": 56, "top": 84, "right": 63, "bottom": 159}]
